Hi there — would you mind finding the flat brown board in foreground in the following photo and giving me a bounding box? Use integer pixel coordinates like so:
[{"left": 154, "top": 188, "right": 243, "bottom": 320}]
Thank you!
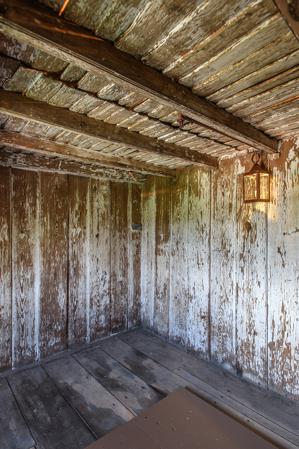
[{"left": 85, "top": 388, "right": 279, "bottom": 449}]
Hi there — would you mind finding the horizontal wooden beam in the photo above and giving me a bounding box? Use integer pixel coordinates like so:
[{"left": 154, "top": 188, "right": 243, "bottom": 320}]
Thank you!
[
  {"left": 274, "top": 0, "right": 299, "bottom": 41},
  {"left": 0, "top": 90, "right": 218, "bottom": 168},
  {"left": 0, "top": 147, "right": 146, "bottom": 183},
  {"left": 0, "top": 130, "right": 176, "bottom": 178},
  {"left": 0, "top": 0, "right": 279, "bottom": 154}
]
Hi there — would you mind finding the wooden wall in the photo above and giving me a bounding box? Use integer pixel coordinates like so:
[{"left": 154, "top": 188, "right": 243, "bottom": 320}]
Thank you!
[
  {"left": 0, "top": 167, "right": 141, "bottom": 371},
  {"left": 141, "top": 139, "right": 299, "bottom": 400}
]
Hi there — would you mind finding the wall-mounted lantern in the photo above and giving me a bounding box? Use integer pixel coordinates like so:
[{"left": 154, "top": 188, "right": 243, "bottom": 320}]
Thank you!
[{"left": 243, "top": 153, "right": 270, "bottom": 203}]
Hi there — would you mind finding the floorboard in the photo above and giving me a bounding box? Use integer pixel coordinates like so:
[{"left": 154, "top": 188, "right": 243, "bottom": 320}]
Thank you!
[
  {"left": 44, "top": 355, "right": 134, "bottom": 437},
  {"left": 74, "top": 346, "right": 162, "bottom": 414},
  {"left": 8, "top": 366, "right": 95, "bottom": 449},
  {"left": 120, "top": 330, "right": 299, "bottom": 447},
  {"left": 98, "top": 336, "right": 187, "bottom": 394},
  {"left": 0, "top": 378, "right": 35, "bottom": 449},
  {"left": 1, "top": 329, "right": 298, "bottom": 449}
]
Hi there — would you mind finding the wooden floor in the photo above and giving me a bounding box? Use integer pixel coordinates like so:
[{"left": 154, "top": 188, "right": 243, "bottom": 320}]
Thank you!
[{"left": 1, "top": 329, "right": 299, "bottom": 449}]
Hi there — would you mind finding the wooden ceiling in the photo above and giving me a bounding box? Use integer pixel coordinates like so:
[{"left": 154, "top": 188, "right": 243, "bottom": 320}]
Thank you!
[{"left": 0, "top": 0, "right": 298, "bottom": 181}]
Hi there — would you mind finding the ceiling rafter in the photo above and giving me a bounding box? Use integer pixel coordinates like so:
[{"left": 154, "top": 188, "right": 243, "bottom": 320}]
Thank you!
[
  {"left": 0, "top": 90, "right": 219, "bottom": 168},
  {"left": 0, "top": 130, "right": 176, "bottom": 178},
  {"left": 0, "top": 0, "right": 279, "bottom": 154},
  {"left": 0, "top": 146, "right": 146, "bottom": 183}
]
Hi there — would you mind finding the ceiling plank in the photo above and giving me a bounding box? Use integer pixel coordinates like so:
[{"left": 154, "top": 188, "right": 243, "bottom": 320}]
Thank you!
[
  {"left": 273, "top": 0, "right": 299, "bottom": 41},
  {"left": 0, "top": 147, "right": 146, "bottom": 183},
  {"left": 0, "top": 89, "right": 218, "bottom": 168},
  {"left": 0, "top": 130, "right": 176, "bottom": 178},
  {"left": 0, "top": 0, "right": 278, "bottom": 154}
]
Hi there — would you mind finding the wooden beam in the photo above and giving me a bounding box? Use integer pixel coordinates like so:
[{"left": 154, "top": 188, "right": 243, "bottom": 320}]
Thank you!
[
  {"left": 0, "top": 90, "right": 218, "bottom": 168},
  {"left": 0, "top": 147, "right": 146, "bottom": 183},
  {"left": 0, "top": 0, "right": 279, "bottom": 154},
  {"left": 273, "top": 0, "right": 299, "bottom": 41},
  {"left": 0, "top": 130, "right": 176, "bottom": 178}
]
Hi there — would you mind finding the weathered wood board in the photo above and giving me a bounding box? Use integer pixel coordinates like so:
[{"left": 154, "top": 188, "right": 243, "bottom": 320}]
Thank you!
[
  {"left": 141, "top": 142, "right": 299, "bottom": 400},
  {"left": 44, "top": 356, "right": 134, "bottom": 437},
  {"left": 141, "top": 177, "right": 156, "bottom": 329},
  {"left": 153, "top": 177, "right": 171, "bottom": 337},
  {"left": 74, "top": 346, "right": 161, "bottom": 414},
  {"left": 235, "top": 159, "right": 268, "bottom": 386},
  {"left": 12, "top": 169, "right": 39, "bottom": 366},
  {"left": 98, "top": 337, "right": 187, "bottom": 394},
  {"left": 40, "top": 172, "right": 68, "bottom": 358},
  {"left": 110, "top": 182, "right": 129, "bottom": 332},
  {"left": 0, "top": 167, "right": 11, "bottom": 370},
  {"left": 0, "top": 167, "right": 141, "bottom": 370},
  {"left": 0, "top": 377, "right": 35, "bottom": 449},
  {"left": 128, "top": 183, "right": 142, "bottom": 329},
  {"left": 268, "top": 140, "right": 299, "bottom": 398},
  {"left": 8, "top": 366, "right": 94, "bottom": 449},
  {"left": 68, "top": 176, "right": 89, "bottom": 346},
  {"left": 187, "top": 168, "right": 211, "bottom": 354},
  {"left": 89, "top": 179, "right": 111, "bottom": 340}
]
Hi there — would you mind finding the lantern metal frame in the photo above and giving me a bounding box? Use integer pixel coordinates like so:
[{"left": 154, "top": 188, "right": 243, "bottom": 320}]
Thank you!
[{"left": 243, "top": 153, "right": 270, "bottom": 203}]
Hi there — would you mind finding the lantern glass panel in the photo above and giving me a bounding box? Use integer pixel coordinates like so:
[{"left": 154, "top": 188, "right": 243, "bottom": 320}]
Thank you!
[
  {"left": 260, "top": 173, "right": 270, "bottom": 201},
  {"left": 244, "top": 173, "right": 258, "bottom": 201}
]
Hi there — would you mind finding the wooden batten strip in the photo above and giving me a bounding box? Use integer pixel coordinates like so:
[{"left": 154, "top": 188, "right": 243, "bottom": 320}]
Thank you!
[
  {"left": 0, "top": 90, "right": 218, "bottom": 168},
  {"left": 0, "top": 0, "right": 278, "bottom": 153}
]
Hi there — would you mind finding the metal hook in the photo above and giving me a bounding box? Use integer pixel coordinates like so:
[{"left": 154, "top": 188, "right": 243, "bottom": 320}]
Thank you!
[{"left": 251, "top": 153, "right": 261, "bottom": 164}]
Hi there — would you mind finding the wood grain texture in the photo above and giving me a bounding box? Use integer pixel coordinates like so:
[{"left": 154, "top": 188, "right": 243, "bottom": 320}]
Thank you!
[
  {"left": 0, "top": 164, "right": 143, "bottom": 370},
  {"left": 68, "top": 176, "right": 89, "bottom": 346},
  {"left": 235, "top": 160, "right": 268, "bottom": 385},
  {"left": 140, "top": 177, "right": 156, "bottom": 329},
  {"left": 8, "top": 366, "right": 94, "bottom": 449},
  {"left": 210, "top": 160, "right": 237, "bottom": 368},
  {"left": 128, "top": 183, "right": 142, "bottom": 328},
  {"left": 40, "top": 172, "right": 68, "bottom": 357},
  {"left": 74, "top": 346, "right": 161, "bottom": 415},
  {"left": 0, "top": 89, "right": 219, "bottom": 167},
  {"left": 169, "top": 171, "right": 189, "bottom": 345},
  {"left": 153, "top": 177, "right": 171, "bottom": 336},
  {"left": 0, "top": 167, "right": 11, "bottom": 370},
  {"left": 0, "top": 0, "right": 279, "bottom": 153},
  {"left": 187, "top": 168, "right": 211, "bottom": 355},
  {"left": 11, "top": 169, "right": 39, "bottom": 367},
  {"left": 110, "top": 182, "right": 129, "bottom": 332},
  {"left": 89, "top": 179, "right": 111, "bottom": 340},
  {"left": 268, "top": 140, "right": 299, "bottom": 398},
  {"left": 99, "top": 337, "right": 187, "bottom": 394},
  {"left": 44, "top": 356, "right": 133, "bottom": 437},
  {"left": 0, "top": 377, "right": 35, "bottom": 449},
  {"left": 0, "top": 146, "right": 146, "bottom": 184},
  {"left": 140, "top": 143, "right": 298, "bottom": 400},
  {"left": 0, "top": 129, "right": 175, "bottom": 178}
]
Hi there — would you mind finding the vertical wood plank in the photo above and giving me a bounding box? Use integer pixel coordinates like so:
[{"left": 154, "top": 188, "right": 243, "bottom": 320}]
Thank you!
[
  {"left": 12, "top": 169, "right": 39, "bottom": 367},
  {"left": 187, "top": 167, "right": 211, "bottom": 355},
  {"left": 210, "top": 160, "right": 237, "bottom": 368},
  {"left": 235, "top": 159, "right": 268, "bottom": 385},
  {"left": 89, "top": 179, "right": 111, "bottom": 340},
  {"left": 0, "top": 167, "right": 11, "bottom": 370},
  {"left": 40, "top": 172, "right": 68, "bottom": 358},
  {"left": 169, "top": 171, "right": 189, "bottom": 345},
  {"left": 268, "top": 141, "right": 299, "bottom": 398},
  {"left": 141, "top": 177, "right": 156, "bottom": 329},
  {"left": 128, "top": 183, "right": 142, "bottom": 328},
  {"left": 154, "top": 177, "right": 171, "bottom": 337},
  {"left": 110, "top": 182, "right": 128, "bottom": 333},
  {"left": 68, "top": 176, "right": 89, "bottom": 346}
]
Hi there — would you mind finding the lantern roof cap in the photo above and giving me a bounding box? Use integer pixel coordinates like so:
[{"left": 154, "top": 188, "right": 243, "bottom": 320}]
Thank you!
[{"left": 245, "top": 153, "right": 270, "bottom": 175}]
